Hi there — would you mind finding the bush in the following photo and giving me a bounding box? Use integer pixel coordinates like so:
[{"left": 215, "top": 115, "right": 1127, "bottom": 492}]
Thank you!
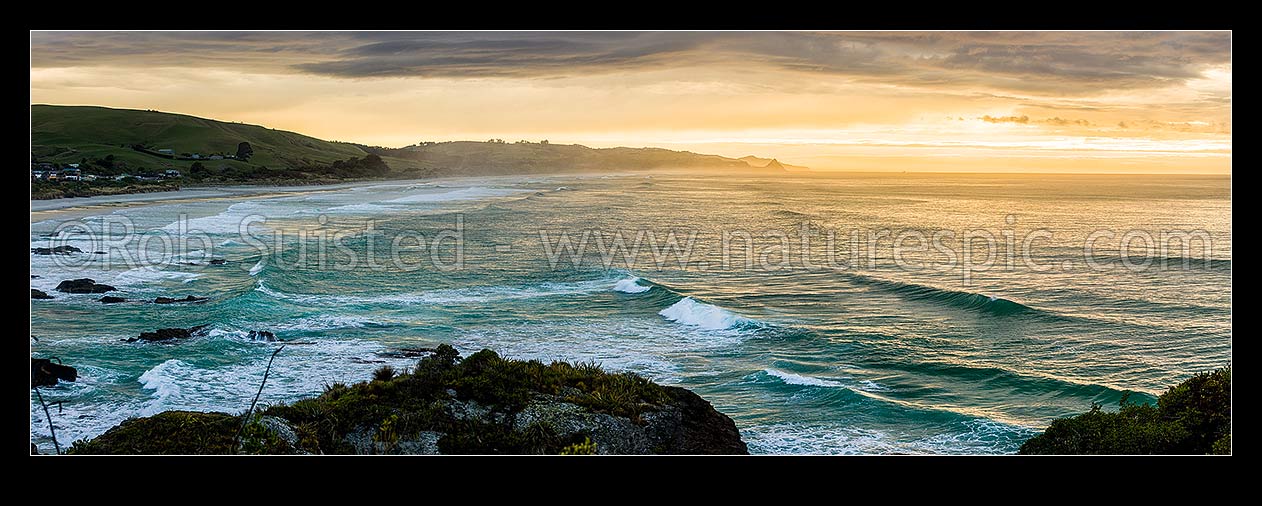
[
  {"left": 1019, "top": 367, "right": 1231, "bottom": 454},
  {"left": 262, "top": 345, "right": 674, "bottom": 454}
]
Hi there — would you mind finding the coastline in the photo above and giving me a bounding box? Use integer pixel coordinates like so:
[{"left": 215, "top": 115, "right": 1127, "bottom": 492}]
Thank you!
[
  {"left": 28, "top": 172, "right": 650, "bottom": 224},
  {"left": 28, "top": 180, "right": 431, "bottom": 224}
]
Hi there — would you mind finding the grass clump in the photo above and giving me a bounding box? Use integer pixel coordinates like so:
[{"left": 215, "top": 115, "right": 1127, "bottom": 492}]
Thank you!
[
  {"left": 263, "top": 344, "right": 674, "bottom": 454},
  {"left": 559, "top": 437, "right": 597, "bottom": 455},
  {"left": 1019, "top": 366, "right": 1231, "bottom": 455},
  {"left": 68, "top": 411, "right": 241, "bottom": 455}
]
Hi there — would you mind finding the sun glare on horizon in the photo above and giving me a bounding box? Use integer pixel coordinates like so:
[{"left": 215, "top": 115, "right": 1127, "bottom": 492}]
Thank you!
[{"left": 30, "top": 31, "right": 1231, "bottom": 173}]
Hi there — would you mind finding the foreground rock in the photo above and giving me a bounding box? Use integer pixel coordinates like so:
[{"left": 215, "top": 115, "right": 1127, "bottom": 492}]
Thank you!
[
  {"left": 154, "top": 295, "right": 209, "bottom": 304},
  {"left": 55, "top": 278, "right": 117, "bottom": 294},
  {"left": 32, "top": 358, "right": 77, "bottom": 387},
  {"left": 69, "top": 345, "right": 749, "bottom": 455},
  {"left": 32, "top": 289, "right": 54, "bottom": 300},
  {"left": 99, "top": 296, "right": 127, "bottom": 303},
  {"left": 126, "top": 324, "right": 211, "bottom": 343},
  {"left": 32, "top": 245, "right": 82, "bottom": 255}
]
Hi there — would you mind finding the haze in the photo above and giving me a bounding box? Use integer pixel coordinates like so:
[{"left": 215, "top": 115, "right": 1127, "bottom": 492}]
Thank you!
[{"left": 30, "top": 31, "right": 1232, "bottom": 173}]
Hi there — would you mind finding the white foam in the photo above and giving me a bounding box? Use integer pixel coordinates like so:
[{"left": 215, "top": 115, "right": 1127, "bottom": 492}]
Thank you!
[
  {"left": 270, "top": 315, "right": 385, "bottom": 332},
  {"left": 134, "top": 340, "right": 417, "bottom": 418},
  {"left": 857, "top": 380, "right": 890, "bottom": 392},
  {"left": 764, "top": 368, "right": 844, "bottom": 387},
  {"left": 743, "top": 419, "right": 1036, "bottom": 455},
  {"left": 322, "top": 203, "right": 396, "bottom": 214},
  {"left": 112, "top": 266, "right": 201, "bottom": 287},
  {"left": 256, "top": 278, "right": 614, "bottom": 306},
  {"left": 384, "top": 186, "right": 527, "bottom": 204},
  {"left": 613, "top": 276, "right": 651, "bottom": 294},
  {"left": 658, "top": 297, "right": 748, "bottom": 330},
  {"left": 249, "top": 259, "right": 266, "bottom": 276}
]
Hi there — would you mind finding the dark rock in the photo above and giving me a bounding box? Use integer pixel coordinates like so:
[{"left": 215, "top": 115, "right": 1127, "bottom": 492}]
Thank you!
[
  {"left": 99, "top": 296, "right": 127, "bottom": 304},
  {"left": 55, "top": 278, "right": 117, "bottom": 294},
  {"left": 32, "top": 275, "right": 40, "bottom": 279},
  {"left": 208, "top": 259, "right": 227, "bottom": 265},
  {"left": 32, "top": 289, "right": 54, "bottom": 300},
  {"left": 127, "top": 324, "right": 211, "bottom": 343},
  {"left": 32, "top": 358, "right": 77, "bottom": 387},
  {"left": 154, "top": 295, "right": 208, "bottom": 304},
  {"left": 247, "top": 330, "right": 277, "bottom": 342},
  {"left": 94, "top": 251, "right": 106, "bottom": 255},
  {"left": 653, "top": 386, "right": 749, "bottom": 455},
  {"left": 31, "top": 245, "right": 82, "bottom": 255}
]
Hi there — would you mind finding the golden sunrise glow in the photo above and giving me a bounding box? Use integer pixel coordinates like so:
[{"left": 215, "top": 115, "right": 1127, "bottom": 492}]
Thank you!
[{"left": 30, "top": 31, "right": 1231, "bottom": 173}]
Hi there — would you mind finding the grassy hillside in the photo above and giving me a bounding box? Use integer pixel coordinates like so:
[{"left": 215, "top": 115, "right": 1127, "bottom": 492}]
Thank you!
[
  {"left": 31, "top": 105, "right": 407, "bottom": 174},
  {"left": 32, "top": 105, "right": 801, "bottom": 182},
  {"left": 362, "top": 141, "right": 789, "bottom": 176}
]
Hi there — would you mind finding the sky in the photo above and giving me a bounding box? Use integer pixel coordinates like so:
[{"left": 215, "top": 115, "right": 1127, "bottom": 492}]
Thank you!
[{"left": 30, "top": 31, "right": 1231, "bottom": 173}]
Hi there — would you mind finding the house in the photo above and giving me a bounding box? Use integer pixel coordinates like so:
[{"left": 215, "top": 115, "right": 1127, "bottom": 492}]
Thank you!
[
  {"left": 83, "top": 174, "right": 98, "bottom": 182},
  {"left": 209, "top": 155, "right": 224, "bottom": 160},
  {"left": 162, "top": 169, "right": 181, "bottom": 178},
  {"left": 190, "top": 154, "right": 201, "bottom": 159},
  {"left": 47, "top": 171, "right": 60, "bottom": 181},
  {"left": 62, "top": 168, "right": 82, "bottom": 181},
  {"left": 31, "top": 170, "right": 46, "bottom": 181},
  {"left": 113, "top": 174, "right": 132, "bottom": 181},
  {"left": 67, "top": 163, "right": 80, "bottom": 169},
  {"left": 158, "top": 148, "right": 175, "bottom": 155}
]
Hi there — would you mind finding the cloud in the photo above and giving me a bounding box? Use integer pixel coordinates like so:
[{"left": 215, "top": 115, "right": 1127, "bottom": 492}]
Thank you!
[
  {"left": 979, "top": 115, "right": 1094, "bottom": 127},
  {"left": 30, "top": 31, "right": 1231, "bottom": 95},
  {"left": 981, "top": 115, "right": 1030, "bottom": 124}
]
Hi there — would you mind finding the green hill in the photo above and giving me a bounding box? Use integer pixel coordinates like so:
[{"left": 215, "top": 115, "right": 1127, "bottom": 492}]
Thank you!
[
  {"left": 31, "top": 105, "right": 804, "bottom": 182},
  {"left": 31, "top": 105, "right": 384, "bottom": 174},
  {"left": 362, "top": 141, "right": 785, "bottom": 176}
]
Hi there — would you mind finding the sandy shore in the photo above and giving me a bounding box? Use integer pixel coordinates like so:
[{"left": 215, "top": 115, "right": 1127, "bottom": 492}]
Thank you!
[{"left": 29, "top": 181, "right": 426, "bottom": 223}]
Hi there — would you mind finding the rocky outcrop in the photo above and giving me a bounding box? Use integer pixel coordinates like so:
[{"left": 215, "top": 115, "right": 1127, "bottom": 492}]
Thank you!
[
  {"left": 247, "top": 330, "right": 277, "bottom": 342},
  {"left": 126, "top": 324, "right": 211, "bottom": 343},
  {"left": 32, "top": 245, "right": 82, "bottom": 255},
  {"left": 209, "top": 259, "right": 227, "bottom": 265},
  {"left": 69, "top": 345, "right": 749, "bottom": 455},
  {"left": 32, "top": 358, "right": 77, "bottom": 387},
  {"left": 99, "top": 296, "right": 127, "bottom": 303},
  {"left": 55, "top": 278, "right": 116, "bottom": 294},
  {"left": 32, "top": 289, "right": 54, "bottom": 300},
  {"left": 154, "top": 295, "right": 208, "bottom": 304}
]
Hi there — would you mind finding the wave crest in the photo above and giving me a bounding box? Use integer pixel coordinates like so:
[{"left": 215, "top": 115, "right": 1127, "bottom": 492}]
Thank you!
[{"left": 658, "top": 297, "right": 749, "bottom": 330}]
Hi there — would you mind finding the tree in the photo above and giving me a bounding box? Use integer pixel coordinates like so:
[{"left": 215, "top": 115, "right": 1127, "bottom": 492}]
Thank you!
[
  {"left": 236, "top": 142, "right": 254, "bottom": 161},
  {"left": 189, "top": 162, "right": 207, "bottom": 175}
]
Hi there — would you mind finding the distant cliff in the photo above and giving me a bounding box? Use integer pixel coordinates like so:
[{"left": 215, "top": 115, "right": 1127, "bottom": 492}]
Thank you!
[
  {"left": 68, "top": 346, "right": 749, "bottom": 455},
  {"left": 32, "top": 105, "right": 803, "bottom": 184}
]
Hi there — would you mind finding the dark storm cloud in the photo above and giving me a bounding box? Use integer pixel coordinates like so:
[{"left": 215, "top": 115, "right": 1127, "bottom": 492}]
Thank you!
[
  {"left": 294, "top": 32, "right": 710, "bottom": 77},
  {"left": 30, "top": 31, "right": 1231, "bottom": 94}
]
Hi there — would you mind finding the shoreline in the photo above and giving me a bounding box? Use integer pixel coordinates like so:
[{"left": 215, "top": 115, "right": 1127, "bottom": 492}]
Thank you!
[
  {"left": 28, "top": 172, "right": 652, "bottom": 224},
  {"left": 28, "top": 179, "right": 433, "bottom": 224}
]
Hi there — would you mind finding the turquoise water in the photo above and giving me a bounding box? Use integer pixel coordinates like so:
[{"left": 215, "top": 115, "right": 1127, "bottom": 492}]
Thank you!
[{"left": 30, "top": 172, "right": 1232, "bottom": 454}]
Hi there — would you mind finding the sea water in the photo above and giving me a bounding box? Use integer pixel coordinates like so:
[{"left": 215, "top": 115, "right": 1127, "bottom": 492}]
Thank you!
[{"left": 30, "top": 172, "right": 1231, "bottom": 454}]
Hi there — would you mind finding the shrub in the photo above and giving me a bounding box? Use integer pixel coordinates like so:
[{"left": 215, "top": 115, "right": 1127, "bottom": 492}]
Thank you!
[
  {"left": 1019, "top": 366, "right": 1231, "bottom": 454},
  {"left": 559, "top": 437, "right": 597, "bottom": 455}
]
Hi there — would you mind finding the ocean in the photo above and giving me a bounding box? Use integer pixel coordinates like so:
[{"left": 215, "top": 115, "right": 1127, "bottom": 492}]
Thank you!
[{"left": 29, "top": 172, "right": 1232, "bottom": 454}]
